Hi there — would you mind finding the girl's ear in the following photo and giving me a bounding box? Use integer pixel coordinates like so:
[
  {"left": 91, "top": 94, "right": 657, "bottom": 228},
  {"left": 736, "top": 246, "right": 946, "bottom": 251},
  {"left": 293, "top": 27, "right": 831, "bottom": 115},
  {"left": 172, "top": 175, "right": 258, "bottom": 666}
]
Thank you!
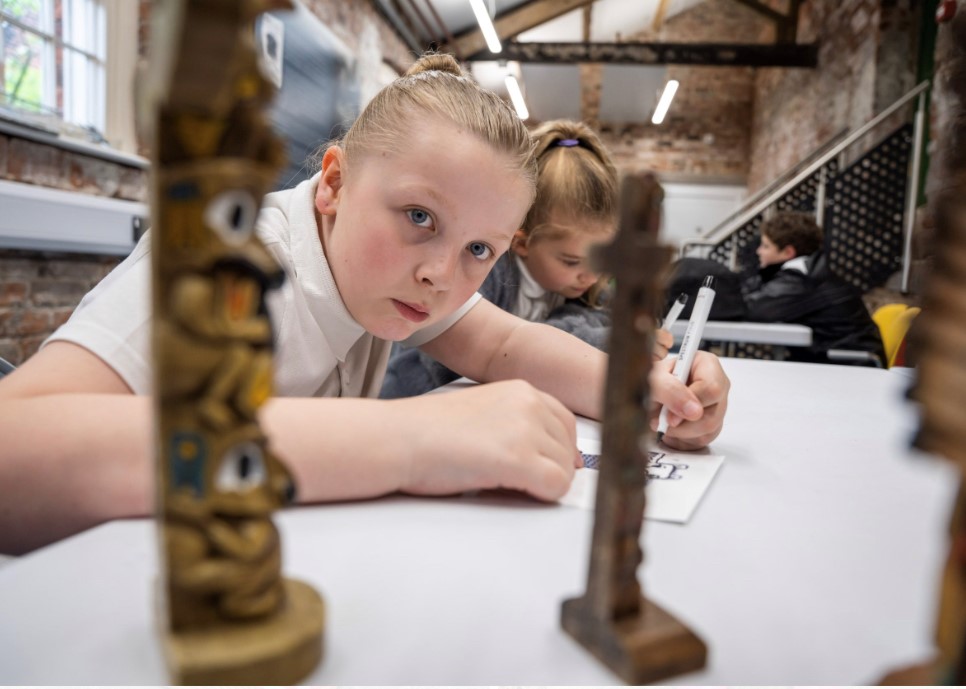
[
  {"left": 315, "top": 146, "right": 346, "bottom": 216},
  {"left": 510, "top": 229, "right": 529, "bottom": 257}
]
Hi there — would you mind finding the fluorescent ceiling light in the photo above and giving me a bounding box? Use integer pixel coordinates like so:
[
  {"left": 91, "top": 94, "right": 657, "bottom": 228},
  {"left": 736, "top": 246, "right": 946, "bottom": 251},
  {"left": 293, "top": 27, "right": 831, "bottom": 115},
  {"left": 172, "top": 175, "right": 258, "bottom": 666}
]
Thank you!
[
  {"left": 651, "top": 79, "right": 680, "bottom": 125},
  {"left": 469, "top": 0, "right": 502, "bottom": 53},
  {"left": 505, "top": 75, "right": 529, "bottom": 120}
]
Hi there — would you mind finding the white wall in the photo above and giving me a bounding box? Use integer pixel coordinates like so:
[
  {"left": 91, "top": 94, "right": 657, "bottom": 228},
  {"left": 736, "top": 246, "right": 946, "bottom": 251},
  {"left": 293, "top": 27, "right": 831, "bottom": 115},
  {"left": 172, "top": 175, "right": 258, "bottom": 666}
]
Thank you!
[{"left": 660, "top": 182, "right": 747, "bottom": 252}]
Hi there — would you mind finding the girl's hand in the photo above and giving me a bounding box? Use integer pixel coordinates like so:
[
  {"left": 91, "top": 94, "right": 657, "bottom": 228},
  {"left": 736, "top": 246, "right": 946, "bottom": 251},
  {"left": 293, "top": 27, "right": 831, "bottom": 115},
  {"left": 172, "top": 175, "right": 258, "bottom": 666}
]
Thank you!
[
  {"left": 653, "top": 328, "right": 673, "bottom": 361},
  {"left": 647, "top": 352, "right": 730, "bottom": 450},
  {"left": 398, "top": 380, "right": 580, "bottom": 501}
]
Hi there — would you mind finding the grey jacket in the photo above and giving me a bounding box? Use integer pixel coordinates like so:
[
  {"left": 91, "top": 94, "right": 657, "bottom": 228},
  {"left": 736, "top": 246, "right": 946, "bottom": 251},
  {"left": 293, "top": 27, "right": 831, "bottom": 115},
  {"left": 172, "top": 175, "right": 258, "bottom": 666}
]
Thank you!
[{"left": 379, "top": 253, "right": 610, "bottom": 398}]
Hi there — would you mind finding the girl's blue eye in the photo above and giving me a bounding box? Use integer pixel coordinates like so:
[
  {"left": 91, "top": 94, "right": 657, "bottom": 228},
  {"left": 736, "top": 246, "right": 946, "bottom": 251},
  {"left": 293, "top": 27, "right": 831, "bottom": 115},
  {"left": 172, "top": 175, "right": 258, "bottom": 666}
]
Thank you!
[
  {"left": 468, "top": 242, "right": 493, "bottom": 260},
  {"left": 408, "top": 208, "right": 432, "bottom": 227}
]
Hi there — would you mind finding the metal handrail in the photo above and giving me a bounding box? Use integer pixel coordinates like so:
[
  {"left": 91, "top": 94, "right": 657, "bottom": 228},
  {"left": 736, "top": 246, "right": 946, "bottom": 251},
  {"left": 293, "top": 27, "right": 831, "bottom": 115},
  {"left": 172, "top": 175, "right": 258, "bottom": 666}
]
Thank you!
[
  {"left": 706, "top": 126, "right": 849, "bottom": 234},
  {"left": 685, "top": 80, "right": 931, "bottom": 252},
  {"left": 901, "top": 90, "right": 927, "bottom": 293}
]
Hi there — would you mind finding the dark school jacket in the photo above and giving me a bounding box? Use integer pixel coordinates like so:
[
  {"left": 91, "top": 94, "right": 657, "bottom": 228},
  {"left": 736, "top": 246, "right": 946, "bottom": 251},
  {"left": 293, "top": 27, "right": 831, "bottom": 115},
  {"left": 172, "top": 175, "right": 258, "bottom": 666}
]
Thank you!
[
  {"left": 380, "top": 252, "right": 611, "bottom": 398},
  {"left": 743, "top": 251, "right": 886, "bottom": 365}
]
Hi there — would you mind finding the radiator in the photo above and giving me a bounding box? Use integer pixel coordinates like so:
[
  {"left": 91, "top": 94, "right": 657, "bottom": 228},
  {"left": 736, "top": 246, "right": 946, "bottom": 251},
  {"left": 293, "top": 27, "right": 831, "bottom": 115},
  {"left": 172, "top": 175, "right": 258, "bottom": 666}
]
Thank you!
[{"left": 0, "top": 179, "right": 148, "bottom": 255}]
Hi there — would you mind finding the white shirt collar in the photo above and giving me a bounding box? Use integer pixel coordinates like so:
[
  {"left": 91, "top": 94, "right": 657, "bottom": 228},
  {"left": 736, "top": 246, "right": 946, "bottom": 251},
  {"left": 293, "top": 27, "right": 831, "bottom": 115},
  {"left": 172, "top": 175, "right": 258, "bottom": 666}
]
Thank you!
[
  {"left": 516, "top": 254, "right": 547, "bottom": 300},
  {"left": 286, "top": 174, "right": 366, "bottom": 361},
  {"left": 783, "top": 255, "right": 809, "bottom": 274},
  {"left": 513, "top": 255, "right": 564, "bottom": 322}
]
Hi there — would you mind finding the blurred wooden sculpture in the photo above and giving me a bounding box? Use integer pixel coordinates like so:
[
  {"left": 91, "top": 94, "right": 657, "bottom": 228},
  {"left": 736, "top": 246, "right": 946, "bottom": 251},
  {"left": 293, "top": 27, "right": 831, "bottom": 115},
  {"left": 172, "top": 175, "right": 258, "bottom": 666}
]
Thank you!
[
  {"left": 883, "top": 9, "right": 966, "bottom": 686},
  {"left": 141, "top": 0, "right": 323, "bottom": 683},
  {"left": 560, "top": 172, "right": 707, "bottom": 683}
]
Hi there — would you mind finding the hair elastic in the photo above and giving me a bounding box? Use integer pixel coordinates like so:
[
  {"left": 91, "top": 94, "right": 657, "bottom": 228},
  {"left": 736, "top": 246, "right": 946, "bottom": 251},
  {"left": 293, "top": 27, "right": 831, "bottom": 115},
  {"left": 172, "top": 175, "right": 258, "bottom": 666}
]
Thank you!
[{"left": 557, "top": 138, "right": 580, "bottom": 147}]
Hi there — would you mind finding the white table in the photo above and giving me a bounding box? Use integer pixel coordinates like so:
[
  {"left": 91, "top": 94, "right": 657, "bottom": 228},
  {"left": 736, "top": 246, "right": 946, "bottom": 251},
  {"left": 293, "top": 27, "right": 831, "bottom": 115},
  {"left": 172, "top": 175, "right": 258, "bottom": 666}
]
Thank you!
[
  {"left": 0, "top": 359, "right": 957, "bottom": 684},
  {"left": 670, "top": 319, "right": 813, "bottom": 346}
]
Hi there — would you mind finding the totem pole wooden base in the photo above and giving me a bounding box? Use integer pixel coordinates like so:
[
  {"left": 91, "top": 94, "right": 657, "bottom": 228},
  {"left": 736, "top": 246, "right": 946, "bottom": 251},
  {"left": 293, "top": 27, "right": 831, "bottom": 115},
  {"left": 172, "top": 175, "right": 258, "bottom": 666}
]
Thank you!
[
  {"left": 562, "top": 596, "right": 707, "bottom": 684},
  {"left": 162, "top": 579, "right": 324, "bottom": 685}
]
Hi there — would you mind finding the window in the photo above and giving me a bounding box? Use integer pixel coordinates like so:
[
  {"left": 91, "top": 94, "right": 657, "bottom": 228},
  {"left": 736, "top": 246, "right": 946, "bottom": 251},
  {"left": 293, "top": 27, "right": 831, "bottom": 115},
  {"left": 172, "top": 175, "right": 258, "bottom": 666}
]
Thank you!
[{"left": 1, "top": 0, "right": 107, "bottom": 140}]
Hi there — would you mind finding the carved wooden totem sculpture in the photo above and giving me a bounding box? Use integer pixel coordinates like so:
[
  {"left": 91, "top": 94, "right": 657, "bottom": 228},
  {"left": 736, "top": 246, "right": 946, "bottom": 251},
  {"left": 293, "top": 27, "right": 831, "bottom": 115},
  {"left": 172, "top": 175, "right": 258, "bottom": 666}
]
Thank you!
[
  {"left": 905, "top": 9, "right": 966, "bottom": 685},
  {"left": 142, "top": 0, "right": 323, "bottom": 683},
  {"left": 561, "top": 172, "right": 707, "bottom": 683}
]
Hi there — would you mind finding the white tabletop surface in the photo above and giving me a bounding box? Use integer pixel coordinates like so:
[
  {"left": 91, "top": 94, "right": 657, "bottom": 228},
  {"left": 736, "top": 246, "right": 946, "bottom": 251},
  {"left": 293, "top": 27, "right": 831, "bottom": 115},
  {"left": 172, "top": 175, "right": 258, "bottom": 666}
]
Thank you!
[
  {"left": 0, "top": 358, "right": 957, "bottom": 684},
  {"left": 670, "top": 319, "right": 813, "bottom": 346}
]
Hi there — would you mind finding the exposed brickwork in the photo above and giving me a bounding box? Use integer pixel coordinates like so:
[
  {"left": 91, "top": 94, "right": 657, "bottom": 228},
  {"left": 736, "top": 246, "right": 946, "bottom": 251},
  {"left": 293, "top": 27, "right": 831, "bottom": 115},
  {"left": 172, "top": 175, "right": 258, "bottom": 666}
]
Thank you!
[
  {"left": 0, "top": 0, "right": 409, "bottom": 367},
  {"left": 601, "top": 66, "right": 756, "bottom": 178},
  {"left": 5, "top": 138, "right": 65, "bottom": 189},
  {"left": 579, "top": 63, "right": 603, "bottom": 131},
  {"left": 118, "top": 166, "right": 148, "bottom": 201},
  {"left": 0, "top": 135, "right": 146, "bottom": 200},
  {"left": 875, "top": 0, "right": 919, "bottom": 113},
  {"left": 608, "top": 0, "right": 919, "bottom": 188},
  {"left": 1, "top": 0, "right": 950, "bottom": 366},
  {"left": 596, "top": 0, "right": 770, "bottom": 180},
  {"left": 138, "top": 0, "right": 151, "bottom": 57},
  {"left": 0, "top": 251, "right": 121, "bottom": 364},
  {"left": 926, "top": 3, "right": 961, "bottom": 204},
  {"left": 748, "top": 0, "right": 920, "bottom": 192}
]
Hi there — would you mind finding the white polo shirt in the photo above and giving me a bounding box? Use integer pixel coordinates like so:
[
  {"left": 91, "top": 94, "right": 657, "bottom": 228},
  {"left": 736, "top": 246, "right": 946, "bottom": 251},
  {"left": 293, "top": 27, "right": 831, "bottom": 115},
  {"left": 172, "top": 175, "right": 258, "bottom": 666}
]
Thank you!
[{"left": 46, "top": 174, "right": 480, "bottom": 398}]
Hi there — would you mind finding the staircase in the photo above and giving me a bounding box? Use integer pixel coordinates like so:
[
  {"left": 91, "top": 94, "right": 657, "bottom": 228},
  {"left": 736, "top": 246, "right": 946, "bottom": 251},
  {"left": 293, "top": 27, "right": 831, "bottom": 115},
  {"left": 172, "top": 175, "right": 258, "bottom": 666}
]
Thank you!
[{"left": 683, "top": 81, "right": 929, "bottom": 294}]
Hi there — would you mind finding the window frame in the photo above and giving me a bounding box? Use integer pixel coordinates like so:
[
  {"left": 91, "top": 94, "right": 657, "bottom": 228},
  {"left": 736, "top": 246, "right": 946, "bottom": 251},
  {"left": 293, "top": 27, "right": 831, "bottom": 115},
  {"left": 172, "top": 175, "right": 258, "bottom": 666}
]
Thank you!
[{"left": 1, "top": 0, "right": 139, "bottom": 155}]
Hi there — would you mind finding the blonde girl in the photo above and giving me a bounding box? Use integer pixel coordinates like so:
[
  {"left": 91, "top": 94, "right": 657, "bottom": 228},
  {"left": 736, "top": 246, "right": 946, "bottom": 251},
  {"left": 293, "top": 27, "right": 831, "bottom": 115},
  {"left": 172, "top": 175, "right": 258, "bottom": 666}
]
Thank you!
[
  {"left": 382, "top": 119, "right": 673, "bottom": 398},
  {"left": 0, "top": 56, "right": 729, "bottom": 555}
]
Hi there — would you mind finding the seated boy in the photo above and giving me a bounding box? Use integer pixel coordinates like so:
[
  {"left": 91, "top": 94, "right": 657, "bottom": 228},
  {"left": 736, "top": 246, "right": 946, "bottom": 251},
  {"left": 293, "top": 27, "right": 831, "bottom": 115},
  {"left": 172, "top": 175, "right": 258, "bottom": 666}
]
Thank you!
[{"left": 743, "top": 212, "right": 885, "bottom": 365}]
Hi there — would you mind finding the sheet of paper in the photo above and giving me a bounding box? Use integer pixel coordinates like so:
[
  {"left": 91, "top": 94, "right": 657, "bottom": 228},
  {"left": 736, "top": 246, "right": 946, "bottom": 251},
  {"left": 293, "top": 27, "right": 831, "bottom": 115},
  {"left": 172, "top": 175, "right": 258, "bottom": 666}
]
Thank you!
[{"left": 561, "top": 450, "right": 725, "bottom": 524}]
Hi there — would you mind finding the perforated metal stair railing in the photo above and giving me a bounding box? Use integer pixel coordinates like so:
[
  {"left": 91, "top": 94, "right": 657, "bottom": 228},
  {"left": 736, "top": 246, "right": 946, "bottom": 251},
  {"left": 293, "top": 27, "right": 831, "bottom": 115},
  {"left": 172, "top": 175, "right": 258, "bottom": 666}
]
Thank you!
[
  {"left": 684, "top": 81, "right": 929, "bottom": 292},
  {"left": 707, "top": 124, "right": 914, "bottom": 291},
  {"left": 679, "top": 81, "right": 929, "bottom": 361}
]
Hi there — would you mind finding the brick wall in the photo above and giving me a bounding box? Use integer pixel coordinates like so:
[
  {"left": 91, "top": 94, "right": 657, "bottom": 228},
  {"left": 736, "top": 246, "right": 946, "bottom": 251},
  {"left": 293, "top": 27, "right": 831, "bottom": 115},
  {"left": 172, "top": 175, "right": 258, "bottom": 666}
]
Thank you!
[
  {"left": 1, "top": 0, "right": 946, "bottom": 366},
  {"left": 0, "top": 139, "right": 147, "bottom": 199},
  {"left": 600, "top": 66, "right": 757, "bottom": 179},
  {"left": 927, "top": 2, "right": 961, "bottom": 202},
  {"left": 0, "top": 0, "right": 410, "bottom": 367},
  {"left": 0, "top": 139, "right": 148, "bottom": 365},
  {"left": 0, "top": 252, "right": 122, "bottom": 365},
  {"left": 747, "top": 0, "right": 920, "bottom": 192},
  {"left": 597, "top": 0, "right": 770, "bottom": 180},
  {"left": 594, "top": 0, "right": 922, "bottom": 187}
]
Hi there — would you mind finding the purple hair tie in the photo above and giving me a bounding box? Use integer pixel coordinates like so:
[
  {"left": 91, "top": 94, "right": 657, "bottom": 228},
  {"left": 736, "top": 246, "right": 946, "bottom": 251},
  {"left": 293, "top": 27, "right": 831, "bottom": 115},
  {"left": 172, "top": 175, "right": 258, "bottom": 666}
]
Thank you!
[{"left": 557, "top": 138, "right": 580, "bottom": 147}]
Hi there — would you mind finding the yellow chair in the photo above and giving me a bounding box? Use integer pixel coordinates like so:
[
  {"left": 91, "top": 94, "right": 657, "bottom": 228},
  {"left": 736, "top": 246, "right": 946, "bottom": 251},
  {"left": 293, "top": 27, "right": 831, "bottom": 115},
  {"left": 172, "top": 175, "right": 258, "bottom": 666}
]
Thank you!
[{"left": 873, "top": 303, "right": 920, "bottom": 367}]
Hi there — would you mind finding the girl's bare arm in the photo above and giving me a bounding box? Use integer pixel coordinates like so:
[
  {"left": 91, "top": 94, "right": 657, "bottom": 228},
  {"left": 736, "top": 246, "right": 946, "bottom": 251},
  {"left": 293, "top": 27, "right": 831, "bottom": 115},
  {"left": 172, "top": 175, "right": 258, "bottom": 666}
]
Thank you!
[
  {"left": 0, "top": 342, "right": 578, "bottom": 554},
  {"left": 423, "top": 299, "right": 729, "bottom": 444}
]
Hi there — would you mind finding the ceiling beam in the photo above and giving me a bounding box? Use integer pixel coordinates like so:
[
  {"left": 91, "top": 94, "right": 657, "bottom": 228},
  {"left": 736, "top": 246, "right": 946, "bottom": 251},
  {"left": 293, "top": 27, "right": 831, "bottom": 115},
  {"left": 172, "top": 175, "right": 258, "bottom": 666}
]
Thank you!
[
  {"left": 651, "top": 0, "right": 672, "bottom": 32},
  {"left": 442, "top": 0, "right": 598, "bottom": 60},
  {"left": 387, "top": 0, "right": 425, "bottom": 52},
  {"left": 423, "top": 0, "right": 462, "bottom": 59},
  {"left": 372, "top": 0, "right": 423, "bottom": 53},
  {"left": 401, "top": 0, "right": 442, "bottom": 48},
  {"left": 473, "top": 41, "right": 819, "bottom": 67}
]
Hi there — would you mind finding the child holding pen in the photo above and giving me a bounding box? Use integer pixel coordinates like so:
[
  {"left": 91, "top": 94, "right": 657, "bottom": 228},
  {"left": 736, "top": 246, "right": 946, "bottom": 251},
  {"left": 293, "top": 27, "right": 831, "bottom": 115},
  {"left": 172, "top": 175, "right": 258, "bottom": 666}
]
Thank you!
[
  {"left": 381, "top": 119, "right": 674, "bottom": 399},
  {"left": 0, "top": 54, "right": 730, "bottom": 555}
]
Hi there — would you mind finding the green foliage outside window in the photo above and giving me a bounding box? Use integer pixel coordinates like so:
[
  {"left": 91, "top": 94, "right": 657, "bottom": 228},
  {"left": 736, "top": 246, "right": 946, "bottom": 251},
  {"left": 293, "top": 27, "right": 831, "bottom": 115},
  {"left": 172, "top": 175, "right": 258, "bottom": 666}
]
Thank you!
[{"left": 2, "top": 0, "right": 47, "bottom": 114}]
